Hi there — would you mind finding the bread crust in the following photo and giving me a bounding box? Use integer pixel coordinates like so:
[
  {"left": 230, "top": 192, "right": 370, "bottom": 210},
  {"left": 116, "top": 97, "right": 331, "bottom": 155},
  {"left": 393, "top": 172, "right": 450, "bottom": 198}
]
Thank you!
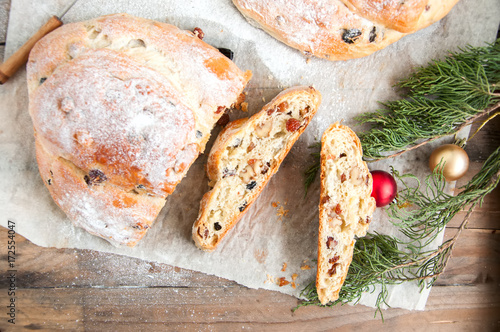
[
  {"left": 316, "top": 122, "right": 376, "bottom": 304},
  {"left": 193, "top": 86, "right": 321, "bottom": 251},
  {"left": 28, "top": 14, "right": 251, "bottom": 246},
  {"left": 232, "top": 0, "right": 459, "bottom": 60}
]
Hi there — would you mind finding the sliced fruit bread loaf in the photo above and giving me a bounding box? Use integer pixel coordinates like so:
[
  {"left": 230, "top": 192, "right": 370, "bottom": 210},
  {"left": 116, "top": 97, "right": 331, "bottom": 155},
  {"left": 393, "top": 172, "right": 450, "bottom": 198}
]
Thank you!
[{"left": 193, "top": 86, "right": 321, "bottom": 251}]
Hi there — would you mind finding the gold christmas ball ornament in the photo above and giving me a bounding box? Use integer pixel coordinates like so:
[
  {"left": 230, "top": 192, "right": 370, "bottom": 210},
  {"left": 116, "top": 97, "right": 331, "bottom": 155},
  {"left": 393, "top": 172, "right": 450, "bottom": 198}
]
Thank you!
[{"left": 429, "top": 144, "right": 469, "bottom": 181}]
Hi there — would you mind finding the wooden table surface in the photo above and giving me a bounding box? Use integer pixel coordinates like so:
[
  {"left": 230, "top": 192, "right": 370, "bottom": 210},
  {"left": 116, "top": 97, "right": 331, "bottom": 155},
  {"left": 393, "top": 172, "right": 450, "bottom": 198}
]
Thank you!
[{"left": 1, "top": 2, "right": 499, "bottom": 331}]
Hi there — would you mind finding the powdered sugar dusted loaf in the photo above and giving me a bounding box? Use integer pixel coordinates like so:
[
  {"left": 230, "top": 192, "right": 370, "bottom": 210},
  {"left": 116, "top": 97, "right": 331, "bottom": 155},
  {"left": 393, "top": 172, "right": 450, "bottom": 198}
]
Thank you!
[
  {"left": 27, "top": 14, "right": 251, "bottom": 246},
  {"left": 232, "top": 0, "right": 460, "bottom": 60}
]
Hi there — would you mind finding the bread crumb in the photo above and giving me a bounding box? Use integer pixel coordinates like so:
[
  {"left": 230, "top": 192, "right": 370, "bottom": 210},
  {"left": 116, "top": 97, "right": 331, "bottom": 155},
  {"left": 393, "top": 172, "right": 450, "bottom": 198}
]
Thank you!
[
  {"left": 277, "top": 277, "right": 290, "bottom": 287},
  {"left": 291, "top": 273, "right": 298, "bottom": 281},
  {"left": 262, "top": 97, "right": 266, "bottom": 102},
  {"left": 281, "top": 262, "right": 287, "bottom": 272},
  {"left": 233, "top": 93, "right": 246, "bottom": 111},
  {"left": 306, "top": 58, "right": 311, "bottom": 64},
  {"left": 271, "top": 201, "right": 278, "bottom": 208},
  {"left": 301, "top": 260, "right": 311, "bottom": 270},
  {"left": 241, "top": 102, "right": 248, "bottom": 112},
  {"left": 265, "top": 274, "right": 275, "bottom": 284},
  {"left": 291, "top": 282, "right": 297, "bottom": 289},
  {"left": 276, "top": 206, "right": 289, "bottom": 221}
]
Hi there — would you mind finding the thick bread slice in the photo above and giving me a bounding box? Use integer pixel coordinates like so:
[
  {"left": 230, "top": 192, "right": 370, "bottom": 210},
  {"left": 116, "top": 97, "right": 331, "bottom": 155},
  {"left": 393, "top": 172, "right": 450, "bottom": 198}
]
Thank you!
[
  {"left": 27, "top": 14, "right": 251, "bottom": 247},
  {"left": 316, "top": 122, "right": 376, "bottom": 305},
  {"left": 193, "top": 86, "right": 321, "bottom": 251}
]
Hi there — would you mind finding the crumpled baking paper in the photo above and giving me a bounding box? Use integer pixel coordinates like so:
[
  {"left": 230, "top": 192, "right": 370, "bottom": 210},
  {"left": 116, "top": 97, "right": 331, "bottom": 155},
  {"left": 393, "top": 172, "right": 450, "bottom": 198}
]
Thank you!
[{"left": 1, "top": 0, "right": 499, "bottom": 310}]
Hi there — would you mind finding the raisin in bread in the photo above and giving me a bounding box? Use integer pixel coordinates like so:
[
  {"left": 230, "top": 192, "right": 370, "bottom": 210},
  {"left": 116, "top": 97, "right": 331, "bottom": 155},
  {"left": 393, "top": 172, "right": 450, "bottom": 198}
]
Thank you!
[
  {"left": 27, "top": 14, "right": 251, "bottom": 246},
  {"left": 316, "top": 122, "right": 376, "bottom": 304},
  {"left": 192, "top": 86, "right": 321, "bottom": 251},
  {"left": 232, "top": 0, "right": 459, "bottom": 60}
]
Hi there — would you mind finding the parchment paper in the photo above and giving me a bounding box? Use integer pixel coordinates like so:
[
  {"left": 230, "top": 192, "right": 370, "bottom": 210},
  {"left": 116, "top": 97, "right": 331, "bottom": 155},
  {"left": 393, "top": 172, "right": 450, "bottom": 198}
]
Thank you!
[{"left": 1, "top": 0, "right": 499, "bottom": 310}]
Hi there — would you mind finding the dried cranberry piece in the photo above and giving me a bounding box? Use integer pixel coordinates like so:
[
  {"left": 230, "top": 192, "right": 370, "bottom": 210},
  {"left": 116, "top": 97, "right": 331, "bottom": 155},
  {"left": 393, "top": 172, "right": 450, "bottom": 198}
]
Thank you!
[
  {"left": 328, "top": 263, "right": 340, "bottom": 276},
  {"left": 329, "top": 255, "right": 340, "bottom": 264},
  {"left": 326, "top": 237, "right": 337, "bottom": 249},
  {"left": 261, "top": 162, "right": 270, "bottom": 174},
  {"left": 193, "top": 27, "right": 204, "bottom": 40},
  {"left": 286, "top": 118, "right": 301, "bottom": 132}
]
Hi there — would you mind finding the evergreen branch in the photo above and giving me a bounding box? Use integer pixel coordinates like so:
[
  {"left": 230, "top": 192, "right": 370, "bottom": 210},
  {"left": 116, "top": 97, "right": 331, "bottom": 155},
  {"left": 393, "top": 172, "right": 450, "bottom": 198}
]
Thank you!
[
  {"left": 297, "top": 147, "right": 500, "bottom": 315},
  {"left": 358, "top": 39, "right": 500, "bottom": 161},
  {"left": 363, "top": 101, "right": 500, "bottom": 161}
]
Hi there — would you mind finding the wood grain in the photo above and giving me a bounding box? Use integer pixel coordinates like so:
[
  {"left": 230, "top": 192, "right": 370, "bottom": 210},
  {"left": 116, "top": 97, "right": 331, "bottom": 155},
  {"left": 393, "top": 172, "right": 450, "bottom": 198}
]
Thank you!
[
  {"left": 0, "top": 221, "right": 498, "bottom": 331},
  {"left": 0, "top": 285, "right": 497, "bottom": 331}
]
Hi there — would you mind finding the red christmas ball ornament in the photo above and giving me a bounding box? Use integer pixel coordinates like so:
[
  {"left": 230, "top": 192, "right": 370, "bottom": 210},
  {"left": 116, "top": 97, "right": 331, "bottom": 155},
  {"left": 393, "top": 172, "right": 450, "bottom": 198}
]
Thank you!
[{"left": 371, "top": 170, "right": 397, "bottom": 207}]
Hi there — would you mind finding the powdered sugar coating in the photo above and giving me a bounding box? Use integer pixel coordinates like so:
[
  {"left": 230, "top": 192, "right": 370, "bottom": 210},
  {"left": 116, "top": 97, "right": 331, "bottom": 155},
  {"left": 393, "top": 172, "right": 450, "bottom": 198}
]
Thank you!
[
  {"left": 233, "top": 0, "right": 458, "bottom": 60},
  {"left": 27, "top": 14, "right": 251, "bottom": 246},
  {"left": 31, "top": 49, "right": 196, "bottom": 195}
]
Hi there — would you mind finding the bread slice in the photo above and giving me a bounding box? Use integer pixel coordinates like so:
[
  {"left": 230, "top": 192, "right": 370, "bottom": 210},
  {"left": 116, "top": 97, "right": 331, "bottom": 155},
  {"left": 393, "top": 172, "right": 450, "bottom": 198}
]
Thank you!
[
  {"left": 316, "top": 122, "right": 376, "bottom": 304},
  {"left": 192, "top": 86, "right": 321, "bottom": 251}
]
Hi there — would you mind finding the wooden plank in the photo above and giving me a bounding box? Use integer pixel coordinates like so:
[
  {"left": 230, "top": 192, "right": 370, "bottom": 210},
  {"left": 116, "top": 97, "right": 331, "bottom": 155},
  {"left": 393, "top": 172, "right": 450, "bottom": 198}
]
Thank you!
[
  {"left": 0, "top": 284, "right": 498, "bottom": 331},
  {"left": 447, "top": 161, "right": 500, "bottom": 229},
  {"left": 0, "top": 227, "right": 235, "bottom": 289},
  {"left": 447, "top": 116, "right": 500, "bottom": 230},
  {"left": 434, "top": 228, "right": 500, "bottom": 286},
  {"left": 1, "top": 222, "right": 498, "bottom": 290}
]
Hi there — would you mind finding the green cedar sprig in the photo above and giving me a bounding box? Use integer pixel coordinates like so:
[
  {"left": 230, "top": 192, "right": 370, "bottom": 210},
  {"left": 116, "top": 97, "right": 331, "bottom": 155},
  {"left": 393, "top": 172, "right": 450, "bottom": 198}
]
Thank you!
[{"left": 357, "top": 39, "right": 500, "bottom": 161}]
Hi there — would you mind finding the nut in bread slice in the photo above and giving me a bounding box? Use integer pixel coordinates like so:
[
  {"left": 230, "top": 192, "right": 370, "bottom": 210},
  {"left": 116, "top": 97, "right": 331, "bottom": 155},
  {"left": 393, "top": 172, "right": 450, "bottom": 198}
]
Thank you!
[
  {"left": 316, "top": 122, "right": 376, "bottom": 304},
  {"left": 192, "top": 86, "right": 321, "bottom": 251}
]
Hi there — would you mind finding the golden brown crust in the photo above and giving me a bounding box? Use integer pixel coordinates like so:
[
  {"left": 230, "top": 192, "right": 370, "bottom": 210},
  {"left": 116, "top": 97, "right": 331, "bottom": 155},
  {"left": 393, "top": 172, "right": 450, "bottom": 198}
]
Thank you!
[
  {"left": 193, "top": 86, "right": 321, "bottom": 251},
  {"left": 316, "top": 122, "right": 376, "bottom": 304},
  {"left": 341, "top": 0, "right": 428, "bottom": 33},
  {"left": 28, "top": 14, "right": 251, "bottom": 246},
  {"left": 232, "top": 0, "right": 459, "bottom": 60}
]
